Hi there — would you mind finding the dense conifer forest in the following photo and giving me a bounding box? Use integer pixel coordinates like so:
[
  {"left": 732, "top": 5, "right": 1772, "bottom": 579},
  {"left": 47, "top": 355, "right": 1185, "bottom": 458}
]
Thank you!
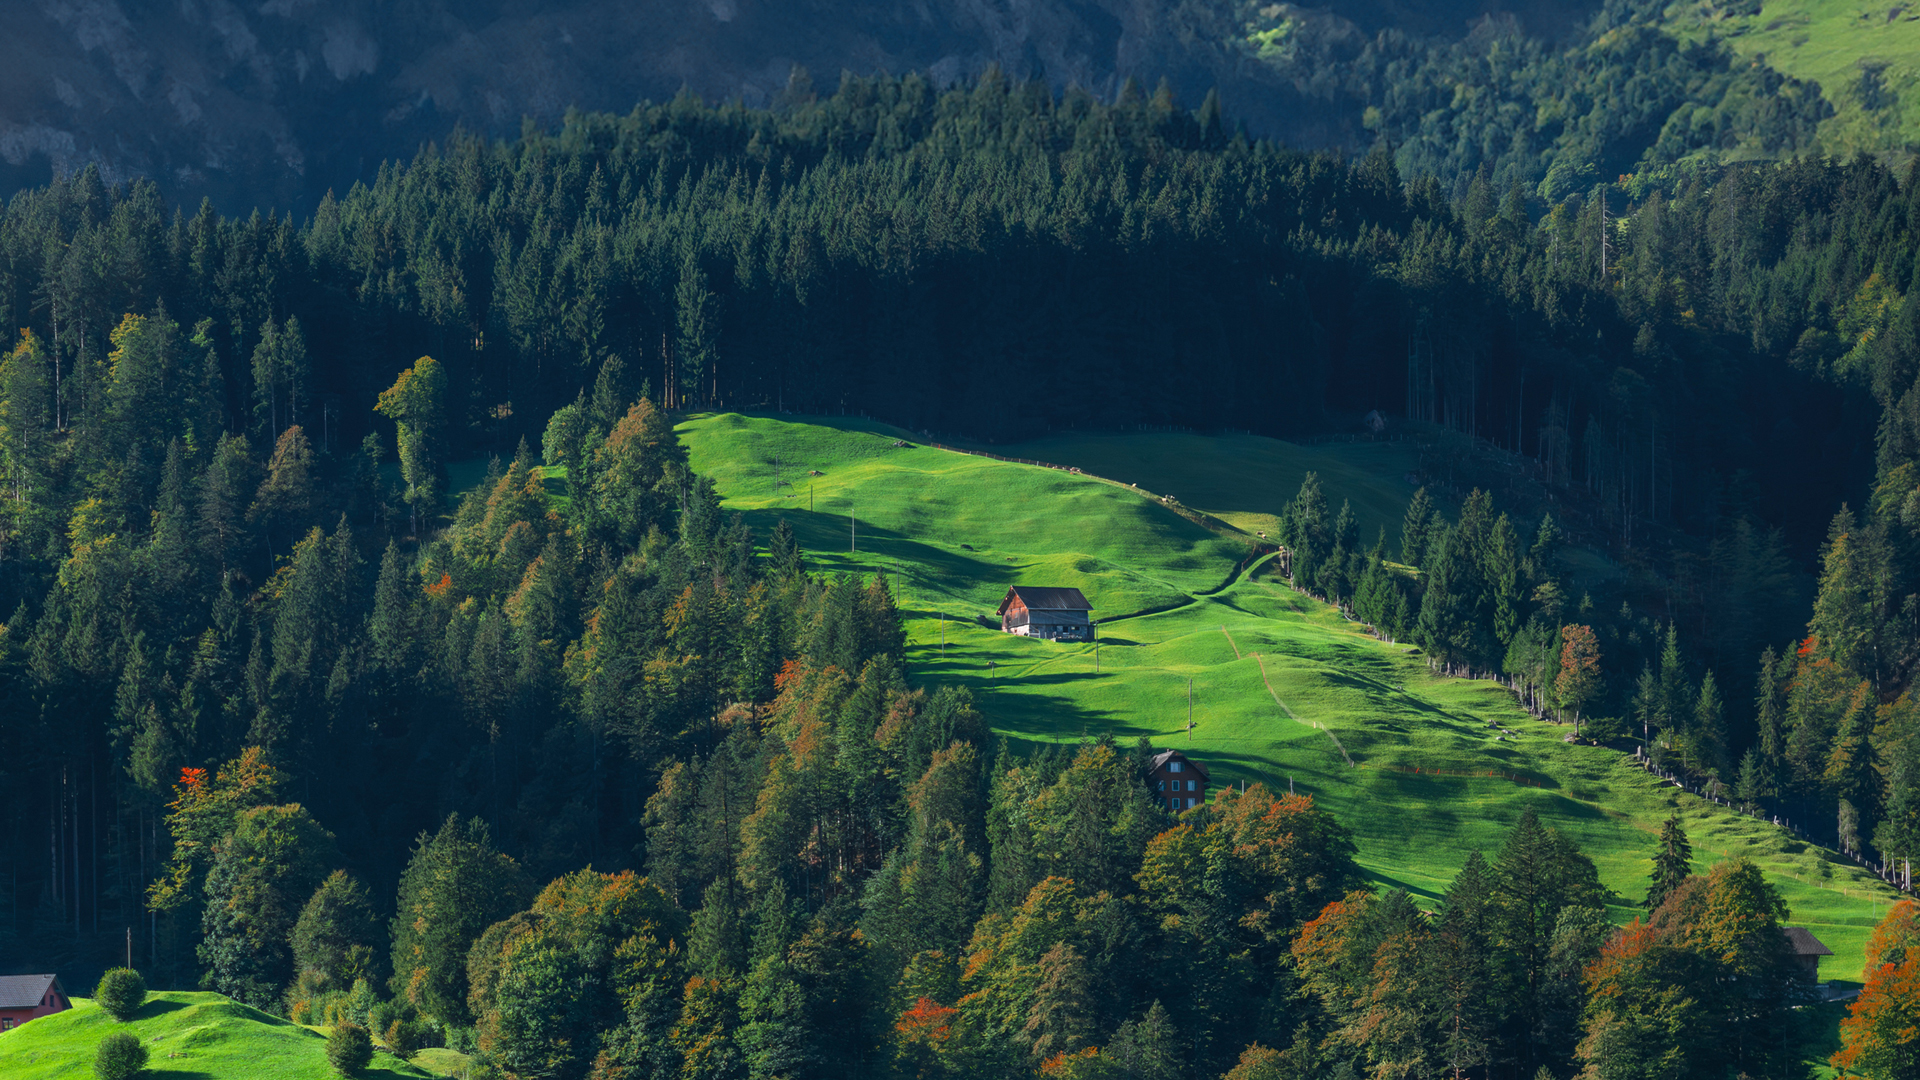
[{"left": 2, "top": 72, "right": 1920, "bottom": 1078}]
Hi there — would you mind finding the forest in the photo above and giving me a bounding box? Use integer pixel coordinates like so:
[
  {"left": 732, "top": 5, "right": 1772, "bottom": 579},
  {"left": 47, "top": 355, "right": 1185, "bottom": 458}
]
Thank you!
[{"left": 0, "top": 70, "right": 1919, "bottom": 1078}]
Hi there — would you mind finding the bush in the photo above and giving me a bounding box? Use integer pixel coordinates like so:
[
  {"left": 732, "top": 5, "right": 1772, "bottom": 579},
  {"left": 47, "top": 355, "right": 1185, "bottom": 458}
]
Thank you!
[
  {"left": 383, "top": 1018, "right": 437, "bottom": 1060},
  {"left": 94, "top": 1031, "right": 148, "bottom": 1080},
  {"left": 93, "top": 968, "right": 147, "bottom": 1022},
  {"left": 327, "top": 1021, "right": 375, "bottom": 1076}
]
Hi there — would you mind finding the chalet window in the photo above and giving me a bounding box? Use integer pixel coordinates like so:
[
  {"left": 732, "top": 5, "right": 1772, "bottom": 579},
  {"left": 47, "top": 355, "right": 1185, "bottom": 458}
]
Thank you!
[
  {"left": 1186, "top": 798, "right": 1196, "bottom": 809},
  {"left": 2, "top": 1018, "right": 12, "bottom": 1030},
  {"left": 1188, "top": 780, "right": 1197, "bottom": 792},
  {"left": 1170, "top": 762, "right": 1183, "bottom": 773}
]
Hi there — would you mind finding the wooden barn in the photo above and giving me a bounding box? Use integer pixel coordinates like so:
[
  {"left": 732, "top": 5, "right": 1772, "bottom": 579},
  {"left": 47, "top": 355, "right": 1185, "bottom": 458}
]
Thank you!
[
  {"left": 1148, "top": 749, "right": 1209, "bottom": 811},
  {"left": 1780, "top": 927, "right": 1833, "bottom": 986},
  {"left": 997, "top": 586, "right": 1094, "bottom": 641},
  {"left": 0, "top": 974, "right": 68, "bottom": 1032}
]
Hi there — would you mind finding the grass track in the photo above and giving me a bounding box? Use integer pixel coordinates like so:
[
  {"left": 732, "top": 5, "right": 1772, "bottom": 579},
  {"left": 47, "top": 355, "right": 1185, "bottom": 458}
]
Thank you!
[
  {"left": 680, "top": 412, "right": 1902, "bottom": 985},
  {"left": 0, "top": 993, "right": 429, "bottom": 1080}
]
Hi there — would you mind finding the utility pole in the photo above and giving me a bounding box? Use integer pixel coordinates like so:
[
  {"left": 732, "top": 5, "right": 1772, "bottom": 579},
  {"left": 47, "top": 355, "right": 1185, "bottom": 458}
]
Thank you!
[{"left": 1598, "top": 183, "right": 1611, "bottom": 281}]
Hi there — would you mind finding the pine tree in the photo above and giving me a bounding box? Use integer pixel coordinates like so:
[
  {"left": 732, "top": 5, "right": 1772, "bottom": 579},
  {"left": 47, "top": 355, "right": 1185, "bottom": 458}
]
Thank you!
[
  {"left": 1486, "top": 513, "right": 1524, "bottom": 647},
  {"left": 1645, "top": 814, "right": 1692, "bottom": 911},
  {"left": 1401, "top": 487, "right": 1435, "bottom": 567},
  {"left": 1689, "top": 671, "right": 1727, "bottom": 777},
  {"left": 389, "top": 814, "right": 531, "bottom": 1026}
]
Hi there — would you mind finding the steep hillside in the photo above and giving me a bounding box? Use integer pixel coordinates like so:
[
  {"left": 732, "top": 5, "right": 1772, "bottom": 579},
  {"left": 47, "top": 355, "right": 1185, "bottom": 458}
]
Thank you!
[
  {"left": 1, "top": 0, "right": 1603, "bottom": 210},
  {"left": 680, "top": 412, "right": 1902, "bottom": 983},
  {"left": 1663, "top": 0, "right": 1920, "bottom": 156},
  {"left": 0, "top": 993, "right": 429, "bottom": 1080}
]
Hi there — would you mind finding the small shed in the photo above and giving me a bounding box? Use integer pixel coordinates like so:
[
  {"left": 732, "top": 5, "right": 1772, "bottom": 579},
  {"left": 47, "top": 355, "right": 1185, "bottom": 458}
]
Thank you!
[
  {"left": 997, "top": 586, "right": 1094, "bottom": 642},
  {"left": 1148, "top": 749, "right": 1210, "bottom": 811},
  {"left": 1781, "top": 927, "right": 1833, "bottom": 984},
  {"left": 0, "top": 974, "right": 69, "bottom": 1032}
]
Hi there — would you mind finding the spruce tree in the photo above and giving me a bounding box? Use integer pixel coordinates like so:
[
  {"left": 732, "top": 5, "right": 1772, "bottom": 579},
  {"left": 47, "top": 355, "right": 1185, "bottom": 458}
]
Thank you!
[
  {"left": 1401, "top": 486, "right": 1435, "bottom": 567},
  {"left": 1645, "top": 814, "right": 1692, "bottom": 911}
]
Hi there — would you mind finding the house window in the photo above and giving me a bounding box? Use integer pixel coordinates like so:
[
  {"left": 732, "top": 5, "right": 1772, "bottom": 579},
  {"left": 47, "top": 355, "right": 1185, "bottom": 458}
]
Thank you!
[
  {"left": 1170, "top": 761, "right": 1183, "bottom": 773},
  {"left": 1186, "top": 798, "right": 1196, "bottom": 809},
  {"left": 1169, "top": 798, "right": 1178, "bottom": 810},
  {"left": 1188, "top": 780, "right": 1197, "bottom": 791},
  {"left": 3, "top": 1018, "right": 13, "bottom": 1030},
  {"left": 1154, "top": 780, "right": 1163, "bottom": 791}
]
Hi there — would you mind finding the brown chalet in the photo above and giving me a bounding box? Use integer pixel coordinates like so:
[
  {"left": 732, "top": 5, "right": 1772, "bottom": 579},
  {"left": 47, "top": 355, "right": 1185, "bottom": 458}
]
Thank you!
[
  {"left": 1781, "top": 927, "right": 1833, "bottom": 986},
  {"left": 997, "top": 586, "right": 1094, "bottom": 642},
  {"left": 0, "top": 974, "right": 69, "bottom": 1032},
  {"left": 1148, "top": 749, "right": 1209, "bottom": 812}
]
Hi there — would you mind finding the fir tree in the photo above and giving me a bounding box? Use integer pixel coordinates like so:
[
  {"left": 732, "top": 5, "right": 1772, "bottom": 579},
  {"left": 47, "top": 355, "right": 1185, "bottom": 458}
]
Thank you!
[{"left": 1645, "top": 814, "right": 1692, "bottom": 911}]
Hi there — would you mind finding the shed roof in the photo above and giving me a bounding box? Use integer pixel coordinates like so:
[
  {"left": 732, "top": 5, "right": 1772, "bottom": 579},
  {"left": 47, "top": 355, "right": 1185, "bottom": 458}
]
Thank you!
[
  {"left": 997, "top": 586, "right": 1093, "bottom": 616},
  {"left": 0, "top": 974, "right": 58, "bottom": 1009},
  {"left": 1781, "top": 927, "right": 1833, "bottom": 957},
  {"left": 1148, "top": 750, "right": 1210, "bottom": 782}
]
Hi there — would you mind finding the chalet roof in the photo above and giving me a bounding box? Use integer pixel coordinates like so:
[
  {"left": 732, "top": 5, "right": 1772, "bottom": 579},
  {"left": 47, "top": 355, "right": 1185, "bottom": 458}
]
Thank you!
[
  {"left": 1781, "top": 927, "right": 1833, "bottom": 957},
  {"left": 997, "top": 586, "right": 1093, "bottom": 616},
  {"left": 1148, "top": 750, "right": 1210, "bottom": 782},
  {"left": 0, "top": 974, "right": 58, "bottom": 1009}
]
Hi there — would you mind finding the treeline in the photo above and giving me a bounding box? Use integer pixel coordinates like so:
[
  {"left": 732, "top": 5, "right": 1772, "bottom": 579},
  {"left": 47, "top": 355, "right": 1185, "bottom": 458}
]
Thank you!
[
  {"left": 0, "top": 68, "right": 1908, "bottom": 546},
  {"left": 1271, "top": 463, "right": 1920, "bottom": 879}
]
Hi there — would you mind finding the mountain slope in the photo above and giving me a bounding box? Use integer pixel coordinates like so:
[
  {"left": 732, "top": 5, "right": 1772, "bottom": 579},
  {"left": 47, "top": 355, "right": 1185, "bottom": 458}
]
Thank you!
[{"left": 679, "top": 411, "right": 1902, "bottom": 983}]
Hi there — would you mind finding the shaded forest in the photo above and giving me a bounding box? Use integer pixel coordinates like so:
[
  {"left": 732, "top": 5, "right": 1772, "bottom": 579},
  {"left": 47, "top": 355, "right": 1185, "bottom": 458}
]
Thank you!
[{"left": 0, "top": 72, "right": 1918, "bottom": 1079}]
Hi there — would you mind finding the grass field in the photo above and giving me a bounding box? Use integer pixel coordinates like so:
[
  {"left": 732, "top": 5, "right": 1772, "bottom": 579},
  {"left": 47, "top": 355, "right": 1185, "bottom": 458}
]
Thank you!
[
  {"left": 0, "top": 993, "right": 430, "bottom": 1080},
  {"left": 680, "top": 412, "right": 1903, "bottom": 988},
  {"left": 1662, "top": 0, "right": 1920, "bottom": 158}
]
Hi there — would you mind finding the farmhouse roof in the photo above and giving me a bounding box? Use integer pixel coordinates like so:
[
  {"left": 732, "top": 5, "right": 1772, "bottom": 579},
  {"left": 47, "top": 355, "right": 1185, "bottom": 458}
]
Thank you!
[
  {"left": 1148, "top": 750, "right": 1209, "bottom": 781},
  {"left": 0, "top": 974, "right": 58, "bottom": 1009},
  {"left": 997, "top": 586, "right": 1093, "bottom": 616},
  {"left": 1781, "top": 927, "right": 1833, "bottom": 957}
]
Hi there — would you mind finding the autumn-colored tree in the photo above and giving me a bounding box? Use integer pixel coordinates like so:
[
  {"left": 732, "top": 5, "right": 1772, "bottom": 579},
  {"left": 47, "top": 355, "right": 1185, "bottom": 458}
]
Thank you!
[
  {"left": 148, "top": 748, "right": 284, "bottom": 914},
  {"left": 1834, "top": 899, "right": 1920, "bottom": 1079},
  {"left": 1554, "top": 624, "right": 1602, "bottom": 732}
]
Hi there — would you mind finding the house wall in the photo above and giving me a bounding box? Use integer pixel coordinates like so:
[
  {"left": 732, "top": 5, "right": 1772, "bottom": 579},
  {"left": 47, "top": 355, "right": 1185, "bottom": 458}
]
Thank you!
[
  {"left": 0, "top": 989, "right": 67, "bottom": 1031},
  {"left": 1150, "top": 761, "right": 1207, "bottom": 811}
]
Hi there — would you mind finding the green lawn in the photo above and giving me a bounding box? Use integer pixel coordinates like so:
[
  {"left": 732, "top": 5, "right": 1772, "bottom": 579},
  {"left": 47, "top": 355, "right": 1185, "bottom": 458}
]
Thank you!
[
  {"left": 680, "top": 412, "right": 1902, "bottom": 984},
  {"left": 0, "top": 993, "right": 430, "bottom": 1080}
]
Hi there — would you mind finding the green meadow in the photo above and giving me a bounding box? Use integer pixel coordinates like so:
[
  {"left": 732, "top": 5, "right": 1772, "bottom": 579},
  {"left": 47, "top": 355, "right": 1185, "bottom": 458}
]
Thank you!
[
  {"left": 1662, "top": 0, "right": 1920, "bottom": 157},
  {"left": 0, "top": 993, "right": 433, "bottom": 1080},
  {"left": 680, "top": 412, "right": 1902, "bottom": 985}
]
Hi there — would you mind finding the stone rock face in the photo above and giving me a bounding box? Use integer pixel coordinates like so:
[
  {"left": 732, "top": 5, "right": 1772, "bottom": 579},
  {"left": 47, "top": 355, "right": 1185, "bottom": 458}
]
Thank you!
[{"left": 3, "top": 0, "right": 1595, "bottom": 209}]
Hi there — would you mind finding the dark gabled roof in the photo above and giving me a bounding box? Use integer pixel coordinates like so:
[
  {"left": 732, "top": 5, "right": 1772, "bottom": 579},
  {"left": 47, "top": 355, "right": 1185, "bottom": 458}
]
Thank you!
[
  {"left": 997, "top": 586, "right": 1093, "bottom": 616},
  {"left": 1781, "top": 927, "right": 1833, "bottom": 957},
  {"left": 1148, "top": 750, "right": 1210, "bottom": 782},
  {"left": 0, "top": 974, "right": 58, "bottom": 1009}
]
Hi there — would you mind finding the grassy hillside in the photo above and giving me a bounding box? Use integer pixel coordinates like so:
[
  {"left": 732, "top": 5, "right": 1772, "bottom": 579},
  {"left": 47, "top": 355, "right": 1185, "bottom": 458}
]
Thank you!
[
  {"left": 680, "top": 412, "right": 1901, "bottom": 985},
  {"left": 0, "top": 993, "right": 429, "bottom": 1080},
  {"left": 1663, "top": 0, "right": 1920, "bottom": 157}
]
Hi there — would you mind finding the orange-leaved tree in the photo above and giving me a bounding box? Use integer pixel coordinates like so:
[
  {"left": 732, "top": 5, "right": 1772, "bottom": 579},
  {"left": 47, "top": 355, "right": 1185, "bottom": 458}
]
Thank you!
[
  {"left": 1555, "top": 624, "right": 1602, "bottom": 733},
  {"left": 1834, "top": 899, "right": 1920, "bottom": 1079}
]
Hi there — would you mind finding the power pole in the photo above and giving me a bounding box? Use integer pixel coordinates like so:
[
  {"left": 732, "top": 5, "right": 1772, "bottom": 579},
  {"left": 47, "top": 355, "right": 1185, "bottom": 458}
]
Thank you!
[{"left": 1598, "top": 184, "right": 1611, "bottom": 282}]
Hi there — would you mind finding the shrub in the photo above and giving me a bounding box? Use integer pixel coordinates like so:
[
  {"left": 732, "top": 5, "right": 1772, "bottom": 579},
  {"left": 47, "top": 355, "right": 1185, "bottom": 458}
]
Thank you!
[
  {"left": 327, "top": 1021, "right": 375, "bottom": 1076},
  {"left": 93, "top": 968, "right": 147, "bottom": 1022},
  {"left": 383, "top": 1018, "right": 435, "bottom": 1060},
  {"left": 94, "top": 1031, "right": 148, "bottom": 1080}
]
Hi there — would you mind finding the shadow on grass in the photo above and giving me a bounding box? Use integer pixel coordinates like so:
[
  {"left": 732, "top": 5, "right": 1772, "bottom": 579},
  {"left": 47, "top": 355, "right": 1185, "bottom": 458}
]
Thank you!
[{"left": 135, "top": 998, "right": 193, "bottom": 1021}]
